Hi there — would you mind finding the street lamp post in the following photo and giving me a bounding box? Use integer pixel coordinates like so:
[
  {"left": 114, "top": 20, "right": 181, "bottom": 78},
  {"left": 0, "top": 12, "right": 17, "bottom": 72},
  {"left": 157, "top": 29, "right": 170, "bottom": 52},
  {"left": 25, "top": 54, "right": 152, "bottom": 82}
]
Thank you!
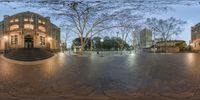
[{"left": 100, "top": 38, "right": 104, "bottom": 56}]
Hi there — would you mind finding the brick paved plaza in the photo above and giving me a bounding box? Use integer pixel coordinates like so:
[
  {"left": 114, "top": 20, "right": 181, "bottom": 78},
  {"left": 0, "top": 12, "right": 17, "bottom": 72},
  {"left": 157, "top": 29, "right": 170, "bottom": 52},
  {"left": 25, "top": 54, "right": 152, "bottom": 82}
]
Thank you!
[{"left": 0, "top": 53, "right": 199, "bottom": 100}]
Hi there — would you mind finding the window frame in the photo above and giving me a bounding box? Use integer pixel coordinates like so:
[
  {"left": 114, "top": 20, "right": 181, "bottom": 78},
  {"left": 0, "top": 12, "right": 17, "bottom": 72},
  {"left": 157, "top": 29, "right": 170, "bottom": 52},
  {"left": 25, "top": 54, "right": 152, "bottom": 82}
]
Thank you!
[
  {"left": 11, "top": 35, "right": 18, "bottom": 45},
  {"left": 10, "top": 24, "right": 19, "bottom": 31},
  {"left": 24, "top": 24, "right": 34, "bottom": 30},
  {"left": 40, "top": 36, "right": 46, "bottom": 46}
]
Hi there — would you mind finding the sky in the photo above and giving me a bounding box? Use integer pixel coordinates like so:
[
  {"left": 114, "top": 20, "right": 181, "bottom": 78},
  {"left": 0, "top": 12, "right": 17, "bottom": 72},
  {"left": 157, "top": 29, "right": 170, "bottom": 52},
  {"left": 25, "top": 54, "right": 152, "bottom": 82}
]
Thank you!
[
  {"left": 0, "top": 2, "right": 200, "bottom": 44},
  {"left": 150, "top": 4, "right": 200, "bottom": 44}
]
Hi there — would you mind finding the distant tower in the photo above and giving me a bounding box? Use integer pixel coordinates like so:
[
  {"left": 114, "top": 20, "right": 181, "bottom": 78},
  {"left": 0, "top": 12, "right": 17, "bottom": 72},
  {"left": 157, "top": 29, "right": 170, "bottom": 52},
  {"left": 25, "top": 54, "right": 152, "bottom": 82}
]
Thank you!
[{"left": 139, "top": 28, "right": 152, "bottom": 48}]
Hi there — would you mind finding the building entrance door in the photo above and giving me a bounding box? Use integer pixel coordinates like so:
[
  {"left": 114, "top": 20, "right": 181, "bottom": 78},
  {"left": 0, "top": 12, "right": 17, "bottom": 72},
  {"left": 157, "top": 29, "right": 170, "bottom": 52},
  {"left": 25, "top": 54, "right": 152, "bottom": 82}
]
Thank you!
[{"left": 24, "top": 35, "right": 33, "bottom": 48}]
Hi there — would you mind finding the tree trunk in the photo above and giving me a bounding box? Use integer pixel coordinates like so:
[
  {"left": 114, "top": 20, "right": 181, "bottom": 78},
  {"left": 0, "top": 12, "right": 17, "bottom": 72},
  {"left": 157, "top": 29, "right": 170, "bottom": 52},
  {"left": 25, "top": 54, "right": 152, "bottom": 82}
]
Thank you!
[
  {"left": 120, "top": 49, "right": 123, "bottom": 55},
  {"left": 165, "top": 40, "right": 167, "bottom": 53},
  {"left": 65, "top": 41, "right": 67, "bottom": 54},
  {"left": 80, "top": 46, "right": 84, "bottom": 55},
  {"left": 90, "top": 39, "right": 93, "bottom": 51},
  {"left": 120, "top": 44, "right": 124, "bottom": 55},
  {"left": 80, "top": 43, "right": 86, "bottom": 55}
]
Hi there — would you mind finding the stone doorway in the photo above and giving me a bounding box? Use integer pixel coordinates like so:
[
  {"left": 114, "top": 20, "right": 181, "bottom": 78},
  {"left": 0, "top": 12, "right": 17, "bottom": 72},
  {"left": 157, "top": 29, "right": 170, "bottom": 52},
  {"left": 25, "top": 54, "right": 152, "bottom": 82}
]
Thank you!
[{"left": 24, "top": 35, "right": 33, "bottom": 48}]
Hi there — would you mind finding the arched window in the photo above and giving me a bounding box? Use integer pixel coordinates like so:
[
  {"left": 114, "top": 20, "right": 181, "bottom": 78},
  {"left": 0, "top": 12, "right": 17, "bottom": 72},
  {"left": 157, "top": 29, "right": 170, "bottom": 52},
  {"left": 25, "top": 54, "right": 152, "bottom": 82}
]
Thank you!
[
  {"left": 24, "top": 24, "right": 34, "bottom": 30},
  {"left": 10, "top": 24, "right": 19, "bottom": 30},
  {"left": 38, "top": 26, "right": 46, "bottom": 32}
]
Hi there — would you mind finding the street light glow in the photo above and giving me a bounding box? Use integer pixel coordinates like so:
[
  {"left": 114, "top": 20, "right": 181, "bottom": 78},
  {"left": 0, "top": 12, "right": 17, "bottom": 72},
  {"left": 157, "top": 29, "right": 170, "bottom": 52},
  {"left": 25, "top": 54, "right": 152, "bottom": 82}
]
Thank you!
[{"left": 100, "top": 39, "right": 104, "bottom": 42}]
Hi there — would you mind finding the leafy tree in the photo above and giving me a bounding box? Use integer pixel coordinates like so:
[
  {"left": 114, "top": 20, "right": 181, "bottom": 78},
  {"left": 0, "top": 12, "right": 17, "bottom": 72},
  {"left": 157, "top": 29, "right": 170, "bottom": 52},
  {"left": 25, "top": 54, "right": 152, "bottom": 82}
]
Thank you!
[
  {"left": 111, "top": 37, "right": 129, "bottom": 51},
  {"left": 72, "top": 37, "right": 92, "bottom": 50},
  {"left": 102, "top": 36, "right": 112, "bottom": 50},
  {"left": 92, "top": 36, "right": 129, "bottom": 51},
  {"left": 175, "top": 41, "right": 187, "bottom": 51},
  {"left": 93, "top": 36, "right": 101, "bottom": 50}
]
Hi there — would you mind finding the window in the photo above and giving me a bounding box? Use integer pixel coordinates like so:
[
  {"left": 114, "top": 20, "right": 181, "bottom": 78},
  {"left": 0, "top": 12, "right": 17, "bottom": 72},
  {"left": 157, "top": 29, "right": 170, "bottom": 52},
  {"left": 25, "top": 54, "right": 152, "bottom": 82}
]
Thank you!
[
  {"left": 11, "top": 35, "right": 18, "bottom": 45},
  {"left": 15, "top": 19, "right": 19, "bottom": 22},
  {"left": 29, "top": 18, "right": 34, "bottom": 22},
  {"left": 10, "top": 25, "right": 19, "bottom": 30},
  {"left": 24, "top": 18, "right": 34, "bottom": 22},
  {"left": 40, "top": 36, "right": 45, "bottom": 45},
  {"left": 0, "top": 24, "right": 3, "bottom": 30},
  {"left": 38, "top": 20, "right": 42, "bottom": 23},
  {"left": 10, "top": 20, "right": 14, "bottom": 23},
  {"left": 38, "top": 26, "right": 46, "bottom": 32},
  {"left": 24, "top": 18, "right": 28, "bottom": 21},
  {"left": 38, "top": 20, "right": 46, "bottom": 24},
  {"left": 24, "top": 24, "right": 34, "bottom": 30}
]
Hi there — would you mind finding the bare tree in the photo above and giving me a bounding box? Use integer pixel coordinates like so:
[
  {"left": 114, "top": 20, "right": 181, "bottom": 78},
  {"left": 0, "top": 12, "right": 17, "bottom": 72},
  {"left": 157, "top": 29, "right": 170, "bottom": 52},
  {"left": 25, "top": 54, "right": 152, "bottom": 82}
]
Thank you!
[
  {"left": 146, "top": 17, "right": 186, "bottom": 52},
  {"left": 0, "top": 0, "right": 192, "bottom": 55},
  {"left": 111, "top": 13, "right": 142, "bottom": 55},
  {"left": 1, "top": 1, "right": 120, "bottom": 55},
  {"left": 54, "top": 2, "right": 120, "bottom": 55},
  {"left": 112, "top": 30, "right": 130, "bottom": 55},
  {"left": 59, "top": 22, "right": 73, "bottom": 51},
  {"left": 131, "top": 25, "right": 142, "bottom": 52}
]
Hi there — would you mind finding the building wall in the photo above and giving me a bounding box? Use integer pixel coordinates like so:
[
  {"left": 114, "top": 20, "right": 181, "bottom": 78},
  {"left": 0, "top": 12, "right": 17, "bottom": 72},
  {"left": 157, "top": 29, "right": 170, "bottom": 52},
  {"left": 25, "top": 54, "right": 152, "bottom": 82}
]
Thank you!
[
  {"left": 0, "top": 21, "right": 5, "bottom": 51},
  {"left": 155, "top": 40, "right": 186, "bottom": 52},
  {"left": 139, "top": 28, "right": 152, "bottom": 48},
  {"left": 191, "top": 24, "right": 200, "bottom": 51},
  {"left": 0, "top": 11, "right": 60, "bottom": 52}
]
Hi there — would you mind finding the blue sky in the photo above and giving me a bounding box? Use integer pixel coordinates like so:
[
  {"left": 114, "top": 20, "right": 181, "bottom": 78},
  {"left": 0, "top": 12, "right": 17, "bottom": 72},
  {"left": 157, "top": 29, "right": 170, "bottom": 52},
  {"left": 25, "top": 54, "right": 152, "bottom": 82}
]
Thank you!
[{"left": 0, "top": 2, "right": 200, "bottom": 44}]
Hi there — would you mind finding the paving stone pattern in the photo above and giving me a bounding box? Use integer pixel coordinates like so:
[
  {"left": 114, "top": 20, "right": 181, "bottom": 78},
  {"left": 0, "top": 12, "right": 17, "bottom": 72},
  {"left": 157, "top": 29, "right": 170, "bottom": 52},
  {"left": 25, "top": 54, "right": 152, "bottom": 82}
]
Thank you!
[{"left": 0, "top": 53, "right": 199, "bottom": 100}]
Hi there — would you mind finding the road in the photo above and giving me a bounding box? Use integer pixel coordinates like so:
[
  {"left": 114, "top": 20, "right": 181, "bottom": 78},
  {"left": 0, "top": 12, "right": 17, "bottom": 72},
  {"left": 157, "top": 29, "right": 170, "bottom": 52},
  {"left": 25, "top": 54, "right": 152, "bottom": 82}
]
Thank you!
[{"left": 0, "top": 52, "right": 200, "bottom": 100}]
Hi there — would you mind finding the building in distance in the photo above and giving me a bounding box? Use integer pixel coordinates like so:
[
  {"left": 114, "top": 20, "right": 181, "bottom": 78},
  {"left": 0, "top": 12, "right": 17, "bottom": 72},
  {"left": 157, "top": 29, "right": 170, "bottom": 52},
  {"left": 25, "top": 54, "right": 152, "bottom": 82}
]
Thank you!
[{"left": 139, "top": 28, "right": 152, "bottom": 48}]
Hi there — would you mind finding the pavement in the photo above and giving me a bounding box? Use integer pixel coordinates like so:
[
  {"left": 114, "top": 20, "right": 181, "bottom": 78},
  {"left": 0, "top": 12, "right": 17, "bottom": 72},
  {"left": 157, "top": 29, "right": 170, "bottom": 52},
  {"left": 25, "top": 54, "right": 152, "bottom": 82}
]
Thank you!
[{"left": 0, "top": 52, "right": 200, "bottom": 100}]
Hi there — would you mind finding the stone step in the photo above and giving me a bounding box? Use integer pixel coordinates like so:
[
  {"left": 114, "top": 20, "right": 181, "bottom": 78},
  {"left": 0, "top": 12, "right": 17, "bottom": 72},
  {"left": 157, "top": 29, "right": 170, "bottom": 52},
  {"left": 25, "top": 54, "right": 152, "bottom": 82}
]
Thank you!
[{"left": 4, "top": 48, "right": 54, "bottom": 61}]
